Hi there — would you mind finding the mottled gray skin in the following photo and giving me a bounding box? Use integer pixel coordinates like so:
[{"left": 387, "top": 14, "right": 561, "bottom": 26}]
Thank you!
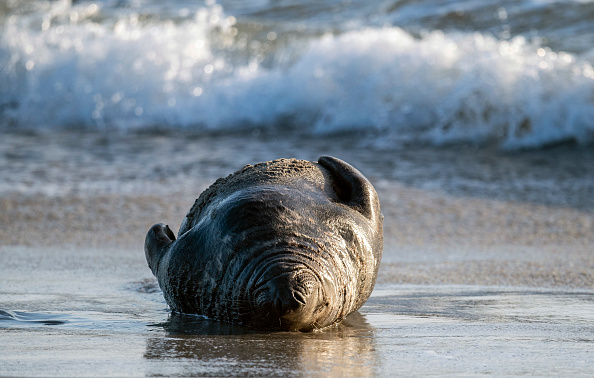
[{"left": 145, "top": 156, "right": 383, "bottom": 331}]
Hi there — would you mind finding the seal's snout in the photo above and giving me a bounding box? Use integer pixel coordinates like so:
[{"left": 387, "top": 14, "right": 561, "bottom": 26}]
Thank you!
[
  {"left": 256, "top": 271, "right": 321, "bottom": 331},
  {"left": 273, "top": 280, "right": 312, "bottom": 315}
]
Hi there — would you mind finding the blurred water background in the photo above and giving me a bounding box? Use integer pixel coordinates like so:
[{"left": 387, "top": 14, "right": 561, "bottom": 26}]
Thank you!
[{"left": 1, "top": 0, "right": 593, "bottom": 149}]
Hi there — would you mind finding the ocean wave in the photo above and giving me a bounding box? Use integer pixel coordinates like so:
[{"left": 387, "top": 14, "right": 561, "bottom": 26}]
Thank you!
[{"left": 1, "top": 0, "right": 593, "bottom": 149}]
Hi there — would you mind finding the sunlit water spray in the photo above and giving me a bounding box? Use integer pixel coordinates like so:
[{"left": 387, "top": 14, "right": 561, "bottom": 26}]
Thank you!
[{"left": 1, "top": 0, "right": 593, "bottom": 148}]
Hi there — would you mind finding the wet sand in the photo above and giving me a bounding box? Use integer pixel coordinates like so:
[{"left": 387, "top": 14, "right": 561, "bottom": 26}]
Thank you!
[{"left": 1, "top": 131, "right": 593, "bottom": 376}]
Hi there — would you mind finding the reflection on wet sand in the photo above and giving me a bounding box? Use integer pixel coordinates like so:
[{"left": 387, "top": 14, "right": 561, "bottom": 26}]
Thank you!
[{"left": 144, "top": 312, "right": 376, "bottom": 376}]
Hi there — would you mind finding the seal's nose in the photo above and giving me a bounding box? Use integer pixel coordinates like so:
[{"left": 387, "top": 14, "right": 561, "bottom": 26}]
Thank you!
[
  {"left": 256, "top": 271, "right": 320, "bottom": 330},
  {"left": 274, "top": 283, "right": 310, "bottom": 315}
]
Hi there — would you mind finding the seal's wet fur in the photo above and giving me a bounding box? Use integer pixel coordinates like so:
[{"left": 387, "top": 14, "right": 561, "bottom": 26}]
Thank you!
[{"left": 145, "top": 156, "right": 383, "bottom": 331}]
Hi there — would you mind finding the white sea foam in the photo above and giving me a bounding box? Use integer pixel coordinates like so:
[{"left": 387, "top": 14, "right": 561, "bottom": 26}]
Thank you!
[{"left": 1, "top": 0, "right": 593, "bottom": 148}]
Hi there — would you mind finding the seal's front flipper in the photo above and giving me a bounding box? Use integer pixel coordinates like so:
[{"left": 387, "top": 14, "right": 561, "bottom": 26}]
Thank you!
[
  {"left": 145, "top": 223, "right": 176, "bottom": 275},
  {"left": 318, "top": 155, "right": 381, "bottom": 223}
]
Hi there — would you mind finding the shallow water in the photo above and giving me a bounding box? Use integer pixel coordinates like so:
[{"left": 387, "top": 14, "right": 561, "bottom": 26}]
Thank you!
[
  {"left": 1, "top": 257, "right": 593, "bottom": 377},
  {"left": 2, "top": 130, "right": 594, "bottom": 210},
  {"left": 1, "top": 241, "right": 594, "bottom": 376}
]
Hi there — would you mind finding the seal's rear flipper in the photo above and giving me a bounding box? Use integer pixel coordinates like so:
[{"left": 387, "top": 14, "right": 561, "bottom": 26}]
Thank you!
[
  {"left": 318, "top": 156, "right": 381, "bottom": 223},
  {"left": 145, "top": 223, "right": 176, "bottom": 274}
]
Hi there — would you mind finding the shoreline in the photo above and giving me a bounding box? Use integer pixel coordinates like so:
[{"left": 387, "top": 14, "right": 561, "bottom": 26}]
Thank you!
[
  {"left": 1, "top": 131, "right": 593, "bottom": 290},
  {"left": 1, "top": 188, "right": 591, "bottom": 290}
]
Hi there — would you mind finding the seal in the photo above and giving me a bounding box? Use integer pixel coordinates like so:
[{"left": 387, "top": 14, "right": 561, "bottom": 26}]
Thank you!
[{"left": 145, "top": 156, "right": 383, "bottom": 331}]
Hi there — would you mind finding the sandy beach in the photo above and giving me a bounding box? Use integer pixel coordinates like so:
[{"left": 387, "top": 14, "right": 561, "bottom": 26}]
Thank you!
[
  {"left": 1, "top": 131, "right": 593, "bottom": 376},
  {"left": 2, "top": 131, "right": 592, "bottom": 287}
]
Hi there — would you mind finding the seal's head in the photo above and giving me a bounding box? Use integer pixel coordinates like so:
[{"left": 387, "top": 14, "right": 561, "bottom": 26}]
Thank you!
[{"left": 145, "top": 156, "right": 383, "bottom": 331}]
